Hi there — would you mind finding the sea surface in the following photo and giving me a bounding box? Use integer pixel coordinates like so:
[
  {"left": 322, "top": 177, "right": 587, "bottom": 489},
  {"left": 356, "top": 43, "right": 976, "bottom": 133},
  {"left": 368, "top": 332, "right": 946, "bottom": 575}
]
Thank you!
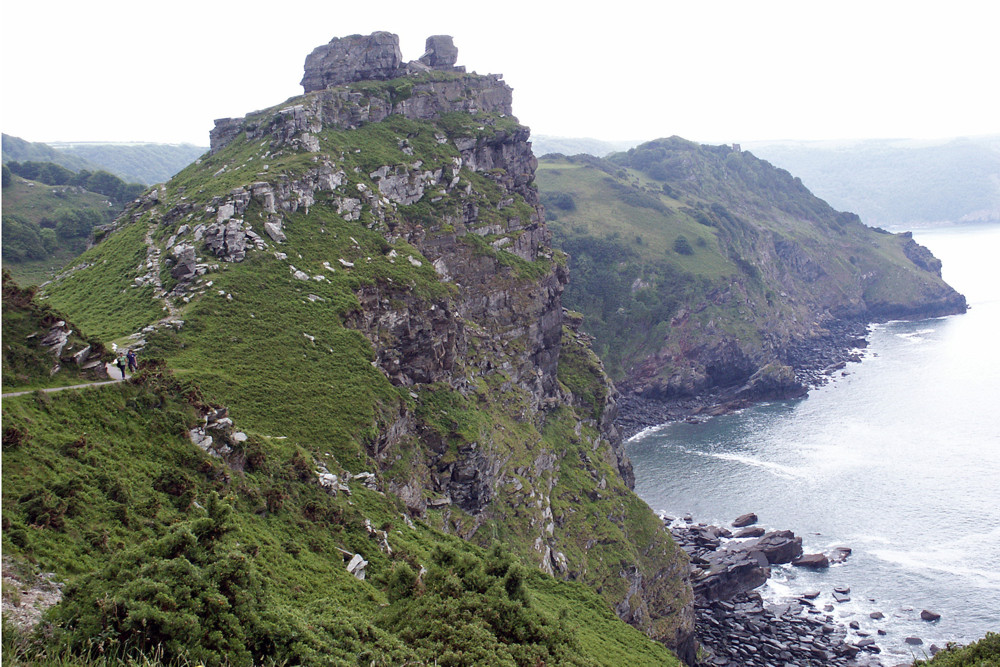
[{"left": 627, "top": 223, "right": 1000, "bottom": 662}]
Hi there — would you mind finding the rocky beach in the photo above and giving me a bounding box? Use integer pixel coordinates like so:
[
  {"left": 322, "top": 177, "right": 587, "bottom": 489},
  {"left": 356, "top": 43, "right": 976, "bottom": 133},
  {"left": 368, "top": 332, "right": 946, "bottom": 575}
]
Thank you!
[{"left": 668, "top": 514, "right": 945, "bottom": 667}]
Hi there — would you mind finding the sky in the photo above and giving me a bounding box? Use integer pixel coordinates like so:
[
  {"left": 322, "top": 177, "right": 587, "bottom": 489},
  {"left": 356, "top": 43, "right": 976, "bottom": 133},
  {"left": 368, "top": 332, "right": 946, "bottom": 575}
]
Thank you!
[{"left": 2, "top": 0, "right": 998, "bottom": 147}]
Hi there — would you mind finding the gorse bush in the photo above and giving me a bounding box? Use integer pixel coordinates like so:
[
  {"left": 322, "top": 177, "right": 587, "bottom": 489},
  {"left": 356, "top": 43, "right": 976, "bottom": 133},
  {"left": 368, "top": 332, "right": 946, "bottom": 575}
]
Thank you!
[
  {"left": 377, "top": 545, "right": 595, "bottom": 666},
  {"left": 53, "top": 493, "right": 268, "bottom": 667}
]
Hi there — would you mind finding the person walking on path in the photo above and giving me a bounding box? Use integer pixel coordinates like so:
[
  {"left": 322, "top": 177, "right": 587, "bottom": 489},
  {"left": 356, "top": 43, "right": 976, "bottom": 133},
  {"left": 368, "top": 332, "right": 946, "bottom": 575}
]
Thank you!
[
  {"left": 115, "top": 352, "right": 128, "bottom": 380},
  {"left": 126, "top": 349, "right": 138, "bottom": 373}
]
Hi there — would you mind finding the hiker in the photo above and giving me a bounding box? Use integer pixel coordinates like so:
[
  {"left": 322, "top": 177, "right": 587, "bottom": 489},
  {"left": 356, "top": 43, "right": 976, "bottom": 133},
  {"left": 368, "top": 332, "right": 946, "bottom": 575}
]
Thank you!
[
  {"left": 126, "top": 349, "right": 138, "bottom": 373},
  {"left": 116, "top": 352, "right": 128, "bottom": 380}
]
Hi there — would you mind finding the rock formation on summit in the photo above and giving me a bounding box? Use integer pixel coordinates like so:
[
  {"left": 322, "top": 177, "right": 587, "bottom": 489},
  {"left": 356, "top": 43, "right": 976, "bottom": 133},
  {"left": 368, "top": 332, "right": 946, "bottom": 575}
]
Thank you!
[{"left": 301, "top": 31, "right": 464, "bottom": 94}]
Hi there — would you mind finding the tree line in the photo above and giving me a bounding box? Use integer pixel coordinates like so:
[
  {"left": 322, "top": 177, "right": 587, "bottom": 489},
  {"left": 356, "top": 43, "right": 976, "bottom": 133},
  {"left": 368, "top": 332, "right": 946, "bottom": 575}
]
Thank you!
[{"left": 4, "top": 160, "right": 144, "bottom": 204}]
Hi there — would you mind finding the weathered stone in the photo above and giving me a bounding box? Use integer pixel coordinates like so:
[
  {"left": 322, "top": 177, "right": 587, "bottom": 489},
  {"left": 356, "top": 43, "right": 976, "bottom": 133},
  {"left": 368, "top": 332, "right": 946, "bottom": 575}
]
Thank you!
[
  {"left": 171, "top": 243, "right": 197, "bottom": 280},
  {"left": 418, "top": 35, "right": 458, "bottom": 68},
  {"left": 732, "top": 513, "right": 758, "bottom": 528},
  {"left": 920, "top": 609, "right": 941, "bottom": 622},
  {"left": 301, "top": 31, "right": 403, "bottom": 93},
  {"left": 263, "top": 221, "right": 286, "bottom": 243},
  {"left": 346, "top": 553, "right": 368, "bottom": 580},
  {"left": 792, "top": 553, "right": 829, "bottom": 568}
]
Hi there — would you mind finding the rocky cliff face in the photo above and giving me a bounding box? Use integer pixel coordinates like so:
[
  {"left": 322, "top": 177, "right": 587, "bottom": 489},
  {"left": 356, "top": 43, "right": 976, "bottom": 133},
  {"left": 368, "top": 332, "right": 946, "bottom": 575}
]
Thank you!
[
  {"left": 44, "top": 32, "right": 694, "bottom": 662},
  {"left": 537, "top": 142, "right": 967, "bottom": 417}
]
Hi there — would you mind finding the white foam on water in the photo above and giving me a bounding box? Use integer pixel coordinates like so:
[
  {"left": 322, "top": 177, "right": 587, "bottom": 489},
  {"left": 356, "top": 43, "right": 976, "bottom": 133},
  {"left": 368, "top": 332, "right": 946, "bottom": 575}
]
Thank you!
[{"left": 870, "top": 547, "right": 1000, "bottom": 589}]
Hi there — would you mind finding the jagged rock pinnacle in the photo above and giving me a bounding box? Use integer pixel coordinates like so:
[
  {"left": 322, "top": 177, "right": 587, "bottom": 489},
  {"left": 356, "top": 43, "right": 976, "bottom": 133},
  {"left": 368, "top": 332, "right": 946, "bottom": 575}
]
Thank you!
[{"left": 301, "top": 31, "right": 464, "bottom": 93}]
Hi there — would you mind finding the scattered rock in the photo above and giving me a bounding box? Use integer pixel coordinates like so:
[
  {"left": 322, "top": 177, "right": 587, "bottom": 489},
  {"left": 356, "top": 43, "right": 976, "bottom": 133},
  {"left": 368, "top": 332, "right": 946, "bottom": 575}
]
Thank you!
[
  {"left": 792, "top": 553, "right": 830, "bottom": 568},
  {"left": 733, "top": 512, "right": 758, "bottom": 528},
  {"left": 346, "top": 553, "right": 368, "bottom": 580},
  {"left": 920, "top": 609, "right": 941, "bottom": 622}
]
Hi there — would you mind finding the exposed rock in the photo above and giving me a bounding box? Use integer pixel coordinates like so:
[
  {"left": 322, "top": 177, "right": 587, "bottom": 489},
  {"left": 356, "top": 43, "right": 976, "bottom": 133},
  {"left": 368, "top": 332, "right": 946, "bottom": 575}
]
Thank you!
[
  {"left": 170, "top": 243, "right": 197, "bottom": 280},
  {"left": 203, "top": 220, "right": 247, "bottom": 262},
  {"left": 920, "top": 609, "right": 941, "bottom": 622},
  {"left": 732, "top": 512, "right": 758, "bottom": 528},
  {"left": 792, "top": 553, "right": 830, "bottom": 568},
  {"left": 301, "top": 31, "right": 403, "bottom": 93},
  {"left": 739, "top": 530, "right": 803, "bottom": 565},
  {"left": 346, "top": 553, "right": 368, "bottom": 580},
  {"left": 733, "top": 526, "right": 765, "bottom": 538},
  {"left": 418, "top": 35, "right": 459, "bottom": 68}
]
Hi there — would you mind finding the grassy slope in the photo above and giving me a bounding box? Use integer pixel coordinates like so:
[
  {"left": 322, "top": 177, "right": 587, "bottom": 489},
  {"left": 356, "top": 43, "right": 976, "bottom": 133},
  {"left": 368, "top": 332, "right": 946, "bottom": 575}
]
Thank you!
[
  {"left": 2, "top": 177, "right": 117, "bottom": 287},
  {"left": 1, "top": 376, "right": 677, "bottom": 666},
  {"left": 536, "top": 144, "right": 964, "bottom": 385},
  {"left": 17, "top": 78, "right": 685, "bottom": 665}
]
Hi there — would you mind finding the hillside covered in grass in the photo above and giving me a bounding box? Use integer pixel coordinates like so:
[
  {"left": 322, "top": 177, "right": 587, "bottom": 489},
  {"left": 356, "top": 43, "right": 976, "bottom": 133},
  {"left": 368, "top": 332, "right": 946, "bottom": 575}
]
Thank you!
[
  {"left": 5, "top": 32, "right": 693, "bottom": 665},
  {"left": 536, "top": 139, "right": 966, "bottom": 403}
]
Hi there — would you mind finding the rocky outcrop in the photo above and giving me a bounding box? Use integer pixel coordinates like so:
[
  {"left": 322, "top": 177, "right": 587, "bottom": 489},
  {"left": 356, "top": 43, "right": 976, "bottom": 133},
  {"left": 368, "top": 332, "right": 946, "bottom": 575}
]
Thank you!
[
  {"left": 212, "top": 33, "right": 508, "bottom": 155},
  {"left": 301, "top": 31, "right": 403, "bottom": 93},
  {"left": 418, "top": 35, "right": 459, "bottom": 68}
]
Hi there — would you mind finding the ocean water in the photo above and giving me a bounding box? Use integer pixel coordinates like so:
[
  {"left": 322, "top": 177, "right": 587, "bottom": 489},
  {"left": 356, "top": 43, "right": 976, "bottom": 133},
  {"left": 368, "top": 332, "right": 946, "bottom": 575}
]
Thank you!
[{"left": 627, "top": 223, "right": 1000, "bottom": 662}]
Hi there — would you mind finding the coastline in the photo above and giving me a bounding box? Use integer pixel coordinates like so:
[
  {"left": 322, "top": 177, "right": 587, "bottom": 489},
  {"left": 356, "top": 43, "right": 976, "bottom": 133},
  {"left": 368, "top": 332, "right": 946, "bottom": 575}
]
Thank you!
[{"left": 615, "top": 319, "right": 871, "bottom": 440}]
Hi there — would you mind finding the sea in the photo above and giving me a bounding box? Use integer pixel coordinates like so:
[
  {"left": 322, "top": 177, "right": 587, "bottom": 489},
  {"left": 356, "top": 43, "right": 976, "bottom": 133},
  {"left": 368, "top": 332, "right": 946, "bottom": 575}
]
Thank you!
[{"left": 627, "top": 223, "right": 1000, "bottom": 663}]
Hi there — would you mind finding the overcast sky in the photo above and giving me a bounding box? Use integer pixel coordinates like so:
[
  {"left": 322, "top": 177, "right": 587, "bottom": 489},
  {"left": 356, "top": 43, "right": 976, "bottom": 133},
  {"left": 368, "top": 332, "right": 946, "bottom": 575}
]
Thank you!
[{"left": 2, "top": 0, "right": 998, "bottom": 147}]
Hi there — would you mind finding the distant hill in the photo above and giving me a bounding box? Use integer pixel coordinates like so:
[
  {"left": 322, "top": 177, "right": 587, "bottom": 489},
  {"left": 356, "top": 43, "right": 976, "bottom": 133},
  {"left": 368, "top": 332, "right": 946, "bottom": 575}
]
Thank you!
[
  {"left": 2, "top": 134, "right": 98, "bottom": 173},
  {"left": 49, "top": 141, "right": 207, "bottom": 185},
  {"left": 537, "top": 138, "right": 965, "bottom": 403},
  {"left": 531, "top": 135, "right": 640, "bottom": 158},
  {"left": 2, "top": 134, "right": 207, "bottom": 185},
  {"left": 744, "top": 135, "right": 1000, "bottom": 228}
]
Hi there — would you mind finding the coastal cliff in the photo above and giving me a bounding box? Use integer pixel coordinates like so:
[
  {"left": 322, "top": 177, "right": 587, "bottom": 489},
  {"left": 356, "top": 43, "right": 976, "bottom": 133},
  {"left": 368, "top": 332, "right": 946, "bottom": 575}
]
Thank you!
[
  {"left": 28, "top": 32, "right": 694, "bottom": 664},
  {"left": 536, "top": 142, "right": 966, "bottom": 429}
]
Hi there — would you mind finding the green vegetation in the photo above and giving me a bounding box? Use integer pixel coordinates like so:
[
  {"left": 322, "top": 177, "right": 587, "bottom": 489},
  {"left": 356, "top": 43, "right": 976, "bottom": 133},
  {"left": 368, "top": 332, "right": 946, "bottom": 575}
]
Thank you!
[
  {"left": 2, "top": 271, "right": 108, "bottom": 391},
  {"left": 2, "top": 159, "right": 146, "bottom": 286},
  {"left": 536, "top": 141, "right": 965, "bottom": 390},
  {"left": 913, "top": 632, "right": 1000, "bottom": 666},
  {"left": 7, "top": 70, "right": 689, "bottom": 666},
  {"left": 47, "top": 142, "right": 207, "bottom": 186}
]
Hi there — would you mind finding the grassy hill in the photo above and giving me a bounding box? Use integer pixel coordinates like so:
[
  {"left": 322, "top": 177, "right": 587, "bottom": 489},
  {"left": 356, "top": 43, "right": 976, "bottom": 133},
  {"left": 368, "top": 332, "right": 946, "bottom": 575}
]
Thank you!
[
  {"left": 4, "top": 54, "right": 692, "bottom": 665},
  {"left": 3, "top": 134, "right": 207, "bottom": 186},
  {"left": 48, "top": 141, "right": 208, "bottom": 186},
  {"left": 536, "top": 138, "right": 966, "bottom": 398},
  {"left": 1, "top": 170, "right": 117, "bottom": 287}
]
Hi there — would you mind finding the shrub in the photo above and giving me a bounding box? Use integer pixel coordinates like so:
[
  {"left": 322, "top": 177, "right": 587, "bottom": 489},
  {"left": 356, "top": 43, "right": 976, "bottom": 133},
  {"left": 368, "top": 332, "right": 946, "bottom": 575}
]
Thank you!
[{"left": 673, "top": 236, "right": 694, "bottom": 255}]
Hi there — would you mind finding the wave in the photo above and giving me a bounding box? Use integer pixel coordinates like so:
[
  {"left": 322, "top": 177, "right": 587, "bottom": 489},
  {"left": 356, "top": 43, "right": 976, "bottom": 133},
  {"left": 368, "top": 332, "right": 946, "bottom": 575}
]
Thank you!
[
  {"left": 676, "top": 446, "right": 807, "bottom": 480},
  {"left": 628, "top": 422, "right": 671, "bottom": 442},
  {"left": 870, "top": 547, "right": 1000, "bottom": 590}
]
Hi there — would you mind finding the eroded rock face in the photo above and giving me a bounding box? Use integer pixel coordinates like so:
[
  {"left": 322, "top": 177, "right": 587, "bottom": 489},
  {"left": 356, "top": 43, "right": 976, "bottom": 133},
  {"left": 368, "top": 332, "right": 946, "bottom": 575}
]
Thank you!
[
  {"left": 419, "top": 35, "right": 458, "bottom": 68},
  {"left": 301, "top": 31, "right": 403, "bottom": 93}
]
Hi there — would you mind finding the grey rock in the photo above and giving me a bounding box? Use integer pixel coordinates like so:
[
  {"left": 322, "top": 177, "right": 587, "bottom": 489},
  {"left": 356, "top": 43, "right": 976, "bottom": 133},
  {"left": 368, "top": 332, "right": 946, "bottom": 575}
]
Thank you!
[
  {"left": 171, "top": 243, "right": 197, "bottom": 280},
  {"left": 263, "top": 221, "right": 286, "bottom": 243},
  {"left": 301, "top": 31, "right": 403, "bottom": 93},
  {"left": 920, "top": 609, "right": 941, "bottom": 622},
  {"left": 418, "top": 35, "right": 458, "bottom": 68},
  {"left": 732, "top": 512, "right": 758, "bottom": 528}
]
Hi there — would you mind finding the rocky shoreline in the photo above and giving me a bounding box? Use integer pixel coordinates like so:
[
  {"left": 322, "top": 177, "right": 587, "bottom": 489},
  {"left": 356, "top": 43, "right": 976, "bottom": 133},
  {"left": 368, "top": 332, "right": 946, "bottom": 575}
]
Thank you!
[
  {"left": 668, "top": 515, "right": 943, "bottom": 667},
  {"left": 615, "top": 319, "right": 871, "bottom": 440}
]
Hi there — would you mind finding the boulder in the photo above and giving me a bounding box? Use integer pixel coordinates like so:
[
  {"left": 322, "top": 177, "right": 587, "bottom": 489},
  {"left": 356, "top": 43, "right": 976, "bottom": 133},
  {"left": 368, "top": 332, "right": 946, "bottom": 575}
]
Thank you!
[
  {"left": 792, "top": 553, "right": 830, "bottom": 568},
  {"left": 301, "top": 31, "right": 403, "bottom": 92},
  {"left": 739, "top": 530, "right": 803, "bottom": 564},
  {"left": 732, "top": 513, "right": 758, "bottom": 528},
  {"left": 418, "top": 35, "right": 458, "bottom": 68},
  {"left": 920, "top": 609, "right": 941, "bottom": 622},
  {"left": 733, "top": 526, "right": 765, "bottom": 538},
  {"left": 346, "top": 553, "right": 368, "bottom": 580},
  {"left": 171, "top": 243, "right": 197, "bottom": 280},
  {"left": 829, "top": 546, "right": 852, "bottom": 564}
]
